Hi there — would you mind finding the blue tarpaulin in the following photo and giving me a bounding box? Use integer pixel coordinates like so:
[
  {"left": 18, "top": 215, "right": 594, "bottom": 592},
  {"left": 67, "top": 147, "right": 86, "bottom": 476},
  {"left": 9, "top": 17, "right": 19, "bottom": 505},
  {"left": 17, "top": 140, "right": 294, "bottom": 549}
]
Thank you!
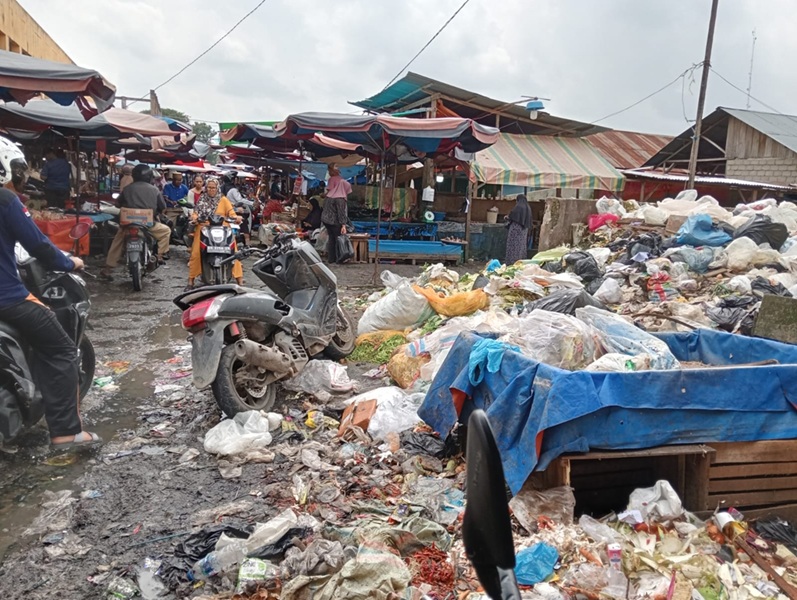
[{"left": 419, "top": 330, "right": 797, "bottom": 495}]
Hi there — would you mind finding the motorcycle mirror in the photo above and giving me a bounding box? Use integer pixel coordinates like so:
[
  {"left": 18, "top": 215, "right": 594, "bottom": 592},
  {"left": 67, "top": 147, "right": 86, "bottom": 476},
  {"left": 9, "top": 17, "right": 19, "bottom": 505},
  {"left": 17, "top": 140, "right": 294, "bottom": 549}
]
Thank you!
[
  {"left": 463, "top": 409, "right": 521, "bottom": 600},
  {"left": 112, "top": 193, "right": 120, "bottom": 200},
  {"left": 69, "top": 222, "right": 91, "bottom": 240}
]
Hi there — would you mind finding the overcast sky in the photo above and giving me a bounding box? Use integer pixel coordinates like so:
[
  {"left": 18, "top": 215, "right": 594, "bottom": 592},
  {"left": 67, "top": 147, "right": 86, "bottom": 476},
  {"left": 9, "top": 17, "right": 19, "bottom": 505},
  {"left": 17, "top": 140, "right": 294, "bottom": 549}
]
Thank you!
[{"left": 19, "top": 0, "right": 797, "bottom": 136}]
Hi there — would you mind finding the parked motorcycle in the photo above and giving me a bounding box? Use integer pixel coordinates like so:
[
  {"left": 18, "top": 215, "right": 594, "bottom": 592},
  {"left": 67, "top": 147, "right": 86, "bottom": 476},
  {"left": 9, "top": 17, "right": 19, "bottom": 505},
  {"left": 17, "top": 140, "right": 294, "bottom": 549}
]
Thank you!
[
  {"left": 463, "top": 409, "right": 522, "bottom": 600},
  {"left": 196, "top": 214, "right": 239, "bottom": 286},
  {"left": 174, "top": 233, "right": 355, "bottom": 417},
  {"left": 163, "top": 198, "right": 194, "bottom": 248},
  {"left": 123, "top": 217, "right": 160, "bottom": 292},
  {"left": 0, "top": 240, "right": 96, "bottom": 444}
]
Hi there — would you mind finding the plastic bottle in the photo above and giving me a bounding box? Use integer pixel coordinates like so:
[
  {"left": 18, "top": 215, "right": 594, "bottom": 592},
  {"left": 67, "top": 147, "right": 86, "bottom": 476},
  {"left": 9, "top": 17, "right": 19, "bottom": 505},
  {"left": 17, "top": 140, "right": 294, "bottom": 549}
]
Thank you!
[{"left": 190, "top": 541, "right": 248, "bottom": 580}]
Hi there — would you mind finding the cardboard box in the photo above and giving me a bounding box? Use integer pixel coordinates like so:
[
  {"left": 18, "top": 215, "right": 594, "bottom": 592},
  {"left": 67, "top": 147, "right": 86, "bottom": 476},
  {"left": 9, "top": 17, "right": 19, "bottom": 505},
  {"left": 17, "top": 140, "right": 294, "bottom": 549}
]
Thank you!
[
  {"left": 120, "top": 208, "right": 154, "bottom": 227},
  {"left": 337, "top": 399, "right": 377, "bottom": 437},
  {"left": 665, "top": 214, "right": 688, "bottom": 235}
]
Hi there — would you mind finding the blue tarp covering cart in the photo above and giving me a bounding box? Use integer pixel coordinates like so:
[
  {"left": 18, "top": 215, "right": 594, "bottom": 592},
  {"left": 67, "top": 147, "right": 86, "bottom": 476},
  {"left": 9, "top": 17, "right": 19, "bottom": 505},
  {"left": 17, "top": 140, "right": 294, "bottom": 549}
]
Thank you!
[{"left": 419, "top": 330, "right": 797, "bottom": 495}]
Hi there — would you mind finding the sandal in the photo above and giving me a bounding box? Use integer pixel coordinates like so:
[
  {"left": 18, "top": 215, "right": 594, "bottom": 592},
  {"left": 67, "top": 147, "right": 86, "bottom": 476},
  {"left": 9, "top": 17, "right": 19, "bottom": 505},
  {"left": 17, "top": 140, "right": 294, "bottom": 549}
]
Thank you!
[{"left": 50, "top": 431, "right": 103, "bottom": 451}]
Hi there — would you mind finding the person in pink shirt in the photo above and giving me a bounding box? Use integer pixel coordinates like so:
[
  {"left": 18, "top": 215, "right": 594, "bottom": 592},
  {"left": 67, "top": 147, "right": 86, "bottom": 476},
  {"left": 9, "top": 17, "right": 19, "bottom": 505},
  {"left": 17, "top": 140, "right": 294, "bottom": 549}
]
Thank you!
[{"left": 321, "top": 164, "right": 352, "bottom": 263}]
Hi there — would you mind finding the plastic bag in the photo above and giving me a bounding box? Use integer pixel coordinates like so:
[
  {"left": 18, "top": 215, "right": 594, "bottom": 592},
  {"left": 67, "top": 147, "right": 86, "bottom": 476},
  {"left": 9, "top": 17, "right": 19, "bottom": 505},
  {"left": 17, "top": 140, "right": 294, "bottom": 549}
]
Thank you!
[
  {"left": 503, "top": 309, "right": 600, "bottom": 370},
  {"left": 726, "top": 237, "right": 782, "bottom": 272},
  {"left": 665, "top": 246, "right": 715, "bottom": 273},
  {"left": 639, "top": 204, "right": 668, "bottom": 226},
  {"left": 578, "top": 514, "right": 618, "bottom": 544},
  {"left": 204, "top": 411, "right": 273, "bottom": 456},
  {"left": 674, "top": 189, "right": 698, "bottom": 202},
  {"left": 734, "top": 214, "right": 788, "bottom": 250},
  {"left": 283, "top": 360, "right": 355, "bottom": 397},
  {"left": 593, "top": 278, "right": 623, "bottom": 304},
  {"left": 365, "top": 387, "right": 424, "bottom": 440},
  {"left": 627, "top": 480, "right": 684, "bottom": 521},
  {"left": 575, "top": 306, "right": 680, "bottom": 370},
  {"left": 530, "top": 246, "right": 570, "bottom": 264},
  {"left": 380, "top": 270, "right": 406, "bottom": 290},
  {"left": 509, "top": 485, "right": 576, "bottom": 528},
  {"left": 525, "top": 289, "right": 607, "bottom": 315},
  {"left": 586, "top": 247, "right": 612, "bottom": 268},
  {"left": 647, "top": 273, "right": 681, "bottom": 303},
  {"left": 515, "top": 542, "right": 559, "bottom": 585},
  {"left": 586, "top": 353, "right": 652, "bottom": 372},
  {"left": 400, "top": 430, "right": 446, "bottom": 458},
  {"left": 726, "top": 275, "right": 752, "bottom": 295},
  {"left": 596, "top": 197, "right": 626, "bottom": 217},
  {"left": 676, "top": 214, "right": 732, "bottom": 247},
  {"left": 387, "top": 350, "right": 429, "bottom": 389},
  {"left": 358, "top": 282, "right": 435, "bottom": 335},
  {"left": 751, "top": 276, "right": 793, "bottom": 298},
  {"left": 335, "top": 234, "right": 354, "bottom": 263},
  {"left": 413, "top": 286, "right": 489, "bottom": 317},
  {"left": 588, "top": 213, "right": 619, "bottom": 231},
  {"left": 564, "top": 252, "right": 602, "bottom": 283}
]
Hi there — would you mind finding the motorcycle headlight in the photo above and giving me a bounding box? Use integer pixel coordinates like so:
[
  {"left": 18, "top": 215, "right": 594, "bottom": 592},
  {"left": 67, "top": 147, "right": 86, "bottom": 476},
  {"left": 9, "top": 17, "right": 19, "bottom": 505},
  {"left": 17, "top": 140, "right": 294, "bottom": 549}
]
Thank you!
[
  {"left": 210, "top": 229, "right": 226, "bottom": 244},
  {"left": 70, "top": 273, "right": 86, "bottom": 287},
  {"left": 201, "top": 227, "right": 209, "bottom": 237}
]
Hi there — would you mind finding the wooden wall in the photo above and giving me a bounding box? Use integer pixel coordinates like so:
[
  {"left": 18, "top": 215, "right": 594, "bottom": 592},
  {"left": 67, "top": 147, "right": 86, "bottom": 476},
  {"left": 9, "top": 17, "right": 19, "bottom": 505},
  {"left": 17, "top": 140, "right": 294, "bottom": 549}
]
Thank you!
[{"left": 726, "top": 117, "right": 797, "bottom": 161}]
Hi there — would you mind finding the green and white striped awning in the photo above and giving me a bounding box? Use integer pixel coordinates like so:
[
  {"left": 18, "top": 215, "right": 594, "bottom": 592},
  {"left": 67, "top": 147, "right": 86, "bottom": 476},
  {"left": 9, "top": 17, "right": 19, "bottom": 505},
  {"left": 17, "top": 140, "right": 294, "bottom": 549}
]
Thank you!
[{"left": 471, "top": 133, "right": 625, "bottom": 192}]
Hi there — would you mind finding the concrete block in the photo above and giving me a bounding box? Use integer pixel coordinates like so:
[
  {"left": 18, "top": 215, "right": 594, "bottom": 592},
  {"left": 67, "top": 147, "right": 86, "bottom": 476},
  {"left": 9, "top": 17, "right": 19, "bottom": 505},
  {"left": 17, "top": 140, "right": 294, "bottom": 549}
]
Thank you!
[
  {"left": 538, "top": 198, "right": 597, "bottom": 251},
  {"left": 753, "top": 295, "right": 797, "bottom": 345}
]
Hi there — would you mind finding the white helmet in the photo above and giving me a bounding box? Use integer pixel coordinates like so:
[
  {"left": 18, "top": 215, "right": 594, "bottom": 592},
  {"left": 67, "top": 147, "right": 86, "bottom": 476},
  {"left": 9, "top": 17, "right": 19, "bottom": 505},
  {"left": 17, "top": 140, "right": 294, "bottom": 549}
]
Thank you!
[{"left": 0, "top": 136, "right": 28, "bottom": 190}]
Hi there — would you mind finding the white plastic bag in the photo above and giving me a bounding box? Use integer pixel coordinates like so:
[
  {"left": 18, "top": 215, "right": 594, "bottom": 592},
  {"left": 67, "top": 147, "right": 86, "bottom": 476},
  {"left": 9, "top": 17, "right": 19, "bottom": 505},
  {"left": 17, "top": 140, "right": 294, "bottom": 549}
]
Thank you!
[
  {"left": 502, "top": 309, "right": 600, "bottom": 370},
  {"left": 593, "top": 278, "right": 623, "bottom": 304},
  {"left": 578, "top": 514, "right": 618, "bottom": 544},
  {"left": 380, "top": 270, "right": 407, "bottom": 290},
  {"left": 726, "top": 237, "right": 782, "bottom": 272},
  {"left": 575, "top": 306, "right": 680, "bottom": 370},
  {"left": 283, "top": 360, "right": 355, "bottom": 398},
  {"left": 361, "top": 387, "right": 424, "bottom": 440},
  {"left": 640, "top": 204, "right": 668, "bottom": 226},
  {"left": 586, "top": 247, "right": 611, "bottom": 269},
  {"left": 204, "top": 411, "right": 273, "bottom": 456},
  {"left": 596, "top": 197, "right": 626, "bottom": 217},
  {"left": 627, "top": 480, "right": 684, "bottom": 521},
  {"left": 357, "top": 282, "right": 435, "bottom": 335},
  {"left": 586, "top": 353, "right": 652, "bottom": 372},
  {"left": 674, "top": 189, "right": 698, "bottom": 202}
]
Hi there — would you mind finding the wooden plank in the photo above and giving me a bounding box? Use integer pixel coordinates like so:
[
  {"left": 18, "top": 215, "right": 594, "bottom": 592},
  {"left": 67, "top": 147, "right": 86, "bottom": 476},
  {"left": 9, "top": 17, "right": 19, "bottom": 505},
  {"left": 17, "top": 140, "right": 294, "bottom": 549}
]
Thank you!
[
  {"left": 570, "top": 469, "right": 655, "bottom": 491},
  {"left": 708, "top": 488, "right": 797, "bottom": 508},
  {"left": 711, "top": 462, "right": 797, "bottom": 479},
  {"left": 564, "top": 444, "right": 714, "bottom": 461},
  {"left": 684, "top": 452, "right": 712, "bottom": 512},
  {"left": 711, "top": 441, "right": 797, "bottom": 464},
  {"left": 709, "top": 475, "right": 797, "bottom": 494}
]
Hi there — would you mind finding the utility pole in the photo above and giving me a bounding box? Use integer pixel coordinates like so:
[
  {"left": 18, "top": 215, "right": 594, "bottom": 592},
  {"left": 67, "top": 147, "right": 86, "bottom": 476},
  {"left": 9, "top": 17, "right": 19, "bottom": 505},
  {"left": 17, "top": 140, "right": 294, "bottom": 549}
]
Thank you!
[
  {"left": 746, "top": 29, "right": 757, "bottom": 109},
  {"left": 687, "top": 0, "right": 720, "bottom": 189}
]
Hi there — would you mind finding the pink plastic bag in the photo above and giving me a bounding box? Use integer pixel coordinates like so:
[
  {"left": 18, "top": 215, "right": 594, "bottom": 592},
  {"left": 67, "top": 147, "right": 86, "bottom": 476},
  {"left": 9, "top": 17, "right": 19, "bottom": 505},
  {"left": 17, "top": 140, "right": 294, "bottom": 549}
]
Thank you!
[{"left": 588, "top": 213, "right": 619, "bottom": 231}]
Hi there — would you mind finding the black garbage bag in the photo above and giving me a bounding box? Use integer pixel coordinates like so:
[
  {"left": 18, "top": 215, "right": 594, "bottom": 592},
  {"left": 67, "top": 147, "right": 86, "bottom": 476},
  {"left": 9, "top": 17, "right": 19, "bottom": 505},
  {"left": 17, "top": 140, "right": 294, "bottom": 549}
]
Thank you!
[
  {"left": 160, "top": 523, "right": 251, "bottom": 587},
  {"left": 524, "top": 288, "right": 608, "bottom": 315},
  {"left": 540, "top": 260, "right": 564, "bottom": 274},
  {"left": 585, "top": 277, "right": 605, "bottom": 295},
  {"left": 248, "top": 527, "right": 313, "bottom": 560},
  {"left": 336, "top": 234, "right": 354, "bottom": 263},
  {"left": 751, "top": 276, "right": 793, "bottom": 298},
  {"left": 472, "top": 274, "right": 490, "bottom": 290},
  {"left": 564, "top": 251, "right": 601, "bottom": 282},
  {"left": 705, "top": 295, "right": 759, "bottom": 333},
  {"left": 733, "top": 214, "right": 788, "bottom": 250},
  {"left": 755, "top": 516, "right": 797, "bottom": 554},
  {"left": 400, "top": 431, "right": 446, "bottom": 458},
  {"left": 624, "top": 232, "right": 663, "bottom": 261},
  {"left": 705, "top": 306, "right": 749, "bottom": 332}
]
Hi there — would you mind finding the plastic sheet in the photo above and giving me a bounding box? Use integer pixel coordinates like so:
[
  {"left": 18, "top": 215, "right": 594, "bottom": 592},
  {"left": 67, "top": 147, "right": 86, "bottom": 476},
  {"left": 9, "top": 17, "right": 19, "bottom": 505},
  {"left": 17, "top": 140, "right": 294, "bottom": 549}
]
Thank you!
[
  {"left": 676, "top": 214, "right": 732, "bottom": 247},
  {"left": 283, "top": 360, "right": 355, "bottom": 397},
  {"left": 358, "top": 282, "right": 435, "bottom": 336},
  {"left": 503, "top": 309, "right": 600, "bottom": 370},
  {"left": 204, "top": 411, "right": 274, "bottom": 456},
  {"left": 575, "top": 306, "right": 679, "bottom": 369},
  {"left": 515, "top": 542, "right": 558, "bottom": 585},
  {"left": 578, "top": 514, "right": 618, "bottom": 544},
  {"left": 509, "top": 485, "right": 576, "bottom": 528},
  {"left": 524, "top": 288, "right": 608, "bottom": 315}
]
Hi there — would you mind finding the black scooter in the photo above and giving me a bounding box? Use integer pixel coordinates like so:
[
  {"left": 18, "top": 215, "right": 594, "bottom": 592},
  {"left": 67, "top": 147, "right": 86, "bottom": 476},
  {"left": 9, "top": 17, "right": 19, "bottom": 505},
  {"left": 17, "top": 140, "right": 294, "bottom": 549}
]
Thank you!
[
  {"left": 162, "top": 198, "right": 194, "bottom": 248},
  {"left": 0, "top": 243, "right": 96, "bottom": 444},
  {"left": 174, "top": 233, "right": 355, "bottom": 417},
  {"left": 463, "top": 409, "right": 522, "bottom": 600},
  {"left": 197, "top": 214, "right": 239, "bottom": 286}
]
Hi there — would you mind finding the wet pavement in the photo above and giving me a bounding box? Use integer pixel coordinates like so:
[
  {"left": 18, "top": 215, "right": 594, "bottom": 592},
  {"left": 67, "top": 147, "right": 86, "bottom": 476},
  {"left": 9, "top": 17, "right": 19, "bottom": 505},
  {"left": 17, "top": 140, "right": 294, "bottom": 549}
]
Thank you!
[{"left": 0, "top": 246, "right": 453, "bottom": 598}]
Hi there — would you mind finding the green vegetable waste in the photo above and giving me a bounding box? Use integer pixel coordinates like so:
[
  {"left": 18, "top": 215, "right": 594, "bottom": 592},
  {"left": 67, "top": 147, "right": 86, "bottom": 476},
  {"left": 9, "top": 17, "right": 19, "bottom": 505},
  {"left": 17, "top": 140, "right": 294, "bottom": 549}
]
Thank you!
[{"left": 350, "top": 334, "right": 406, "bottom": 365}]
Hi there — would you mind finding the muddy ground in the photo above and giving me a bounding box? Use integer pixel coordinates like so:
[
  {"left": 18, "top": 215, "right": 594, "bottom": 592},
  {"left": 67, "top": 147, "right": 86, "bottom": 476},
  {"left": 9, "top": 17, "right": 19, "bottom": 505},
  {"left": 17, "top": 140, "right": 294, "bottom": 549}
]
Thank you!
[{"left": 0, "top": 248, "right": 475, "bottom": 599}]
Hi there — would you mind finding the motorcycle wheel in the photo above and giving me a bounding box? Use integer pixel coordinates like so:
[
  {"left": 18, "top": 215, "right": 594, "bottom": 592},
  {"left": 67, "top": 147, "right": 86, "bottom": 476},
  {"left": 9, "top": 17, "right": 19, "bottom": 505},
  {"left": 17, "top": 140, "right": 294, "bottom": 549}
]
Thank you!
[
  {"left": 212, "top": 266, "right": 223, "bottom": 285},
  {"left": 78, "top": 336, "right": 96, "bottom": 400},
  {"left": 130, "top": 260, "right": 142, "bottom": 292},
  {"left": 324, "top": 306, "right": 356, "bottom": 360},
  {"left": 212, "top": 345, "right": 276, "bottom": 418}
]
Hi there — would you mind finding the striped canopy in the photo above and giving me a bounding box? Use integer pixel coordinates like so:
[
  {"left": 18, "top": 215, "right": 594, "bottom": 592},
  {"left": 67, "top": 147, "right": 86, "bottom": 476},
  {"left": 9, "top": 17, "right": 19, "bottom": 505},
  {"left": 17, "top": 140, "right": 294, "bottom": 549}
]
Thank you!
[{"left": 471, "top": 133, "right": 625, "bottom": 192}]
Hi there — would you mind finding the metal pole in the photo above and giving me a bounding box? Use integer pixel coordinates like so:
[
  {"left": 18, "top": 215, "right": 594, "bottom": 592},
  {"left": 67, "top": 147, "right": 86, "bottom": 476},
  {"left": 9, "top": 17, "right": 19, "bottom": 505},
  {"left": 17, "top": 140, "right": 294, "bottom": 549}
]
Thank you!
[
  {"left": 373, "top": 155, "right": 385, "bottom": 283},
  {"left": 687, "top": 0, "right": 720, "bottom": 189}
]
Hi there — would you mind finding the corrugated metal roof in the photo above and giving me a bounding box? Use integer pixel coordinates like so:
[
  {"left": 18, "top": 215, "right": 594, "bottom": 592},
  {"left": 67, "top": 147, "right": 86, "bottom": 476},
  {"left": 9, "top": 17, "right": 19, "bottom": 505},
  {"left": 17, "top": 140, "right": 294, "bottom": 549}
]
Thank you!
[
  {"left": 623, "top": 169, "right": 794, "bottom": 190},
  {"left": 721, "top": 107, "right": 797, "bottom": 155},
  {"left": 351, "top": 72, "right": 607, "bottom": 137},
  {"left": 586, "top": 130, "right": 673, "bottom": 169},
  {"left": 472, "top": 134, "right": 625, "bottom": 192}
]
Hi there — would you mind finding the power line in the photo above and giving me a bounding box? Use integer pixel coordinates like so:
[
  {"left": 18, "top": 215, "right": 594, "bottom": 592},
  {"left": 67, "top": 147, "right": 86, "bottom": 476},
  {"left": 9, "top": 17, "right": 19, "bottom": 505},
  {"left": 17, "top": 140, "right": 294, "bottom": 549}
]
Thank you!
[
  {"left": 710, "top": 66, "right": 797, "bottom": 119},
  {"left": 382, "top": 0, "right": 473, "bottom": 90},
  {"left": 128, "top": 0, "right": 268, "bottom": 108},
  {"left": 589, "top": 63, "right": 703, "bottom": 125}
]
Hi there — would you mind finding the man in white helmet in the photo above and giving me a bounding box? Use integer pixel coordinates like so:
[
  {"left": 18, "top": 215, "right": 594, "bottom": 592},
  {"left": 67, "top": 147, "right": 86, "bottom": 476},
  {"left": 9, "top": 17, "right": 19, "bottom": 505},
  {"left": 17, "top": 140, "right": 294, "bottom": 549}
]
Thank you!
[{"left": 0, "top": 137, "right": 101, "bottom": 449}]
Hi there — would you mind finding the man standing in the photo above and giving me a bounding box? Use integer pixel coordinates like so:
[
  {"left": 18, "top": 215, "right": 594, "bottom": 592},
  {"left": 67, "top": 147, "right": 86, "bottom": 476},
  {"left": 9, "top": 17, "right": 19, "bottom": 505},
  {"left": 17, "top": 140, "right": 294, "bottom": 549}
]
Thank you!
[
  {"left": 100, "top": 164, "right": 171, "bottom": 280},
  {"left": 162, "top": 171, "right": 188, "bottom": 208},
  {"left": 0, "top": 136, "right": 100, "bottom": 449},
  {"left": 40, "top": 148, "right": 72, "bottom": 209}
]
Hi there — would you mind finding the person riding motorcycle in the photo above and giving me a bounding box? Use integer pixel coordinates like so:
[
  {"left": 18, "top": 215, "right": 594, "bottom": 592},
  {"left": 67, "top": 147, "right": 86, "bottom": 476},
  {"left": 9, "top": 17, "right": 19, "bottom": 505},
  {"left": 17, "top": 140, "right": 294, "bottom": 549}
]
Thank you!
[
  {"left": 100, "top": 164, "right": 171, "bottom": 280},
  {"left": 0, "top": 136, "right": 100, "bottom": 450},
  {"left": 186, "top": 177, "right": 243, "bottom": 290}
]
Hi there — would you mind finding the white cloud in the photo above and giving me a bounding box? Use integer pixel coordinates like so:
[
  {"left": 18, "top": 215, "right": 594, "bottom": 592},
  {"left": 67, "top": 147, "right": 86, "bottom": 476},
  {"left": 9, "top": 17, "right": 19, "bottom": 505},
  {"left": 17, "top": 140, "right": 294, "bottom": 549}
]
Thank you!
[{"left": 18, "top": 0, "right": 797, "bottom": 136}]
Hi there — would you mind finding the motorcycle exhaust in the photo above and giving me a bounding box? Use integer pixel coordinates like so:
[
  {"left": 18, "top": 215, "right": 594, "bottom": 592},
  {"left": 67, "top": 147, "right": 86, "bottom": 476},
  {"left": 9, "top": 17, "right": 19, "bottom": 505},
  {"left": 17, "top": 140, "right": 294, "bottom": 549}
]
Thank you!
[{"left": 233, "top": 339, "right": 296, "bottom": 377}]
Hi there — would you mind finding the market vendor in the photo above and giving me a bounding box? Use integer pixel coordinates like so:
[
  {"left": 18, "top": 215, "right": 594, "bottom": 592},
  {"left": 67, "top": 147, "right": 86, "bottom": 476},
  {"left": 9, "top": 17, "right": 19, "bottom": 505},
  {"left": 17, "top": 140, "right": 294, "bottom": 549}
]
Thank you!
[
  {"left": 40, "top": 148, "right": 72, "bottom": 209},
  {"left": 321, "top": 164, "right": 351, "bottom": 263},
  {"left": 162, "top": 171, "right": 189, "bottom": 207}
]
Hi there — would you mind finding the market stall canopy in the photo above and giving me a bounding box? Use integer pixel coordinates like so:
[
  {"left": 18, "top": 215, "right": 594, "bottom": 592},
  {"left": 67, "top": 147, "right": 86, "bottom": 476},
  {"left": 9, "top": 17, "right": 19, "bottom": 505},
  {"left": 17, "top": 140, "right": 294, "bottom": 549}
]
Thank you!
[
  {"left": 0, "top": 99, "right": 186, "bottom": 138},
  {"left": 471, "top": 133, "right": 625, "bottom": 192},
  {"left": 0, "top": 50, "right": 116, "bottom": 118},
  {"left": 275, "top": 112, "right": 499, "bottom": 158},
  {"left": 221, "top": 122, "right": 363, "bottom": 158}
]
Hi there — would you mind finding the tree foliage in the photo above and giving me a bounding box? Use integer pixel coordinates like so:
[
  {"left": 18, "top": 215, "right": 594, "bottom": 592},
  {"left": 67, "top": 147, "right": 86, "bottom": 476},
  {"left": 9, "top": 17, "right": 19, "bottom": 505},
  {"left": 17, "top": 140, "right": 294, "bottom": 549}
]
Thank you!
[
  {"left": 140, "top": 107, "right": 190, "bottom": 124},
  {"left": 192, "top": 122, "right": 215, "bottom": 144}
]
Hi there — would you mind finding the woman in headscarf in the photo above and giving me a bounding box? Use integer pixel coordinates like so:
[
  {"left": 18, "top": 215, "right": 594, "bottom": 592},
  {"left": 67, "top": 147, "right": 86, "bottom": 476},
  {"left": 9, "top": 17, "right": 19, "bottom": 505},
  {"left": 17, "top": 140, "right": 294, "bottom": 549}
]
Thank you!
[
  {"left": 504, "top": 194, "right": 532, "bottom": 265},
  {"left": 118, "top": 165, "right": 133, "bottom": 192},
  {"left": 301, "top": 197, "right": 323, "bottom": 232},
  {"left": 186, "top": 178, "right": 244, "bottom": 289}
]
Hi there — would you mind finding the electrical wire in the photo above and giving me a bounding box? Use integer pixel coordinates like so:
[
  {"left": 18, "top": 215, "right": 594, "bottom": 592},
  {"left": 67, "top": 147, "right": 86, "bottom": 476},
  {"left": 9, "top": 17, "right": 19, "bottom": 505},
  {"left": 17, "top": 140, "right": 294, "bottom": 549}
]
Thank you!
[
  {"left": 127, "top": 0, "right": 268, "bottom": 108},
  {"left": 382, "top": 0, "right": 473, "bottom": 90},
  {"left": 710, "top": 66, "right": 797, "bottom": 121}
]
